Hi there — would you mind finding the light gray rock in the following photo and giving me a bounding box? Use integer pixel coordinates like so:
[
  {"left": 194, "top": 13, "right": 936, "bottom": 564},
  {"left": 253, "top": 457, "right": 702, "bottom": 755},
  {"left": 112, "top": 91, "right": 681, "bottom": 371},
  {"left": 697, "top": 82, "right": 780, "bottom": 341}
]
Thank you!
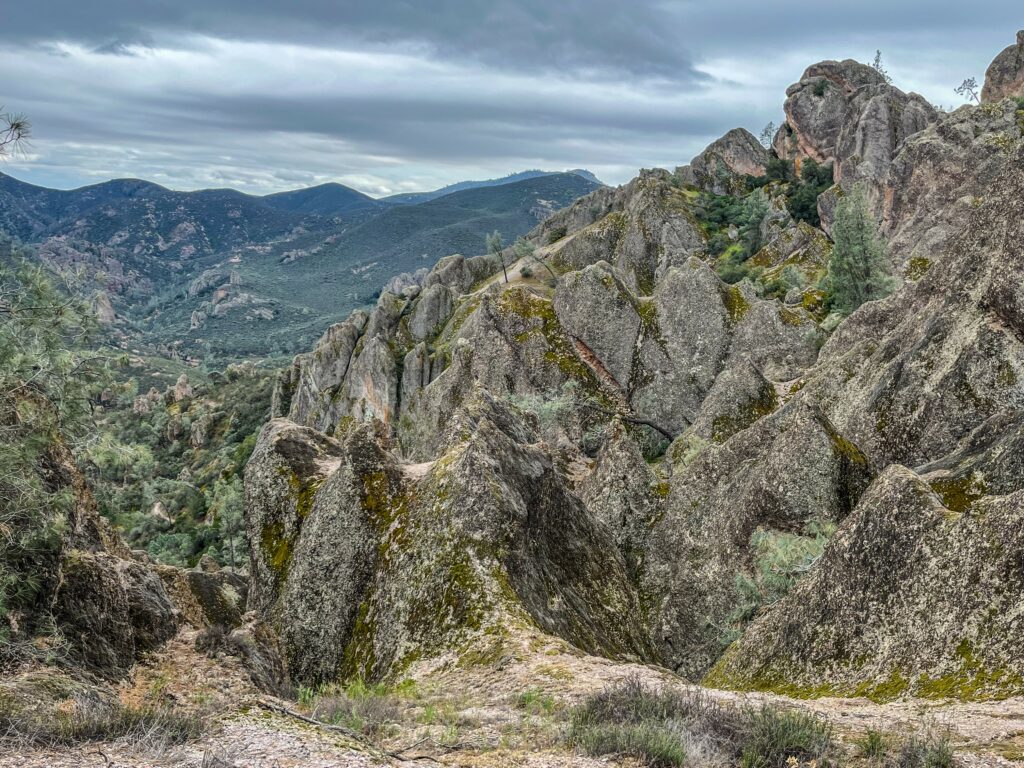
[
  {"left": 982, "top": 30, "right": 1024, "bottom": 102},
  {"left": 246, "top": 393, "right": 655, "bottom": 686},
  {"left": 679, "top": 128, "right": 770, "bottom": 195},
  {"left": 554, "top": 262, "right": 641, "bottom": 391}
]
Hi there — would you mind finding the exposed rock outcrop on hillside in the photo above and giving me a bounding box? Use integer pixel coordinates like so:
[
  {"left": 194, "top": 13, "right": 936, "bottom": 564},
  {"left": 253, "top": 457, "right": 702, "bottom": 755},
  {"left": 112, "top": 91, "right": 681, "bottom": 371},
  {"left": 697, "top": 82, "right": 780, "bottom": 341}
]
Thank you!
[
  {"left": 247, "top": 37, "right": 1024, "bottom": 702},
  {"left": 248, "top": 393, "right": 653, "bottom": 686},
  {"left": 676, "top": 128, "right": 770, "bottom": 195},
  {"left": 706, "top": 136, "right": 1024, "bottom": 699},
  {"left": 983, "top": 30, "right": 1024, "bottom": 102}
]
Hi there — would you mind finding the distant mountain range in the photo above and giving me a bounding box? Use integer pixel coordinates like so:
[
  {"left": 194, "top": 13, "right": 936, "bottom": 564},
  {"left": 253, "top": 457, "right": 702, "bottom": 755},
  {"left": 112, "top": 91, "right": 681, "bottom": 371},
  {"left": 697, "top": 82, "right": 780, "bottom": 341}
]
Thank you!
[
  {"left": 381, "top": 169, "right": 603, "bottom": 205},
  {"left": 0, "top": 168, "right": 602, "bottom": 361}
]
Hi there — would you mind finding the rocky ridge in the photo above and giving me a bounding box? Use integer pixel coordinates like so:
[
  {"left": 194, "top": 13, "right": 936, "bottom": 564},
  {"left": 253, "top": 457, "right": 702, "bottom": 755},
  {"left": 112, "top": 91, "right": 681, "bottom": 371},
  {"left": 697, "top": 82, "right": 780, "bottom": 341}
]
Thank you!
[{"left": 243, "top": 34, "right": 1024, "bottom": 704}]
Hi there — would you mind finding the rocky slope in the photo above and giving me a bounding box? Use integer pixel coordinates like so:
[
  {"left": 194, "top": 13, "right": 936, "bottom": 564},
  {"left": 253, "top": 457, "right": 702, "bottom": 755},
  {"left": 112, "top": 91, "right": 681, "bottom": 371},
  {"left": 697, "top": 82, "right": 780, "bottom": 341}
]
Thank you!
[{"left": 241, "top": 34, "right": 1024, "bottom": 708}]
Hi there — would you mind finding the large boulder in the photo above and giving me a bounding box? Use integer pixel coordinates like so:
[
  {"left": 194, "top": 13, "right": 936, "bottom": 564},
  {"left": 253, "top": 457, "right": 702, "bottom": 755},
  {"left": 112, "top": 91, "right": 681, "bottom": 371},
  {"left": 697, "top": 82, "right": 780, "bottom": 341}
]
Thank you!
[
  {"left": 644, "top": 399, "right": 873, "bottom": 678},
  {"left": 677, "top": 128, "right": 770, "bottom": 195},
  {"left": 540, "top": 170, "right": 706, "bottom": 293},
  {"left": 246, "top": 393, "right": 655, "bottom": 686},
  {"left": 775, "top": 58, "right": 936, "bottom": 235},
  {"left": 982, "top": 30, "right": 1024, "bottom": 102},
  {"left": 51, "top": 552, "right": 178, "bottom": 678},
  {"left": 774, "top": 59, "right": 888, "bottom": 164}
]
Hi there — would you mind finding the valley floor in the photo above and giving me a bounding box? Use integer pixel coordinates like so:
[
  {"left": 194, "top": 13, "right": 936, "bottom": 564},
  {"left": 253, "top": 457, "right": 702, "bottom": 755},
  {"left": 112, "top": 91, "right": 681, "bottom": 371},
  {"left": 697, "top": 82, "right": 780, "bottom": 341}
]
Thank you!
[{"left": 4, "top": 628, "right": 1023, "bottom": 768}]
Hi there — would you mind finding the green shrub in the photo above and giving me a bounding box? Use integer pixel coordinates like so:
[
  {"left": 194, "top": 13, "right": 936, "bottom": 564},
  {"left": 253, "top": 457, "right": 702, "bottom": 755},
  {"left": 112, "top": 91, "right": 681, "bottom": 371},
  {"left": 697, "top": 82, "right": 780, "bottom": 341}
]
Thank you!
[
  {"left": 547, "top": 226, "right": 568, "bottom": 244},
  {"left": 740, "top": 705, "right": 833, "bottom": 768},
  {"left": 787, "top": 160, "right": 833, "bottom": 226},
  {"left": 858, "top": 728, "right": 890, "bottom": 759},
  {"left": 727, "top": 522, "right": 835, "bottom": 633}
]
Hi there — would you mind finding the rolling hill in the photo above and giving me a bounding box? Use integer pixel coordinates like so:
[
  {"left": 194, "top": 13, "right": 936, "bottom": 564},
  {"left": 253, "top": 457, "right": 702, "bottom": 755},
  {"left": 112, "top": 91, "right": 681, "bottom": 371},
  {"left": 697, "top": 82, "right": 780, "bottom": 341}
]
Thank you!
[{"left": 0, "top": 169, "right": 602, "bottom": 361}]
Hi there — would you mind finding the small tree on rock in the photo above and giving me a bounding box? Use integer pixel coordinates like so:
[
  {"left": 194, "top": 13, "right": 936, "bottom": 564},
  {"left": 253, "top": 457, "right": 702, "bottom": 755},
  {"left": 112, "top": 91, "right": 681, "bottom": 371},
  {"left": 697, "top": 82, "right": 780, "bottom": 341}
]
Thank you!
[
  {"left": 825, "top": 185, "right": 894, "bottom": 315},
  {"left": 955, "top": 77, "right": 981, "bottom": 104},
  {"left": 0, "top": 108, "right": 30, "bottom": 157},
  {"left": 871, "top": 50, "right": 893, "bottom": 84},
  {"left": 486, "top": 230, "right": 508, "bottom": 283},
  {"left": 512, "top": 237, "right": 557, "bottom": 283}
]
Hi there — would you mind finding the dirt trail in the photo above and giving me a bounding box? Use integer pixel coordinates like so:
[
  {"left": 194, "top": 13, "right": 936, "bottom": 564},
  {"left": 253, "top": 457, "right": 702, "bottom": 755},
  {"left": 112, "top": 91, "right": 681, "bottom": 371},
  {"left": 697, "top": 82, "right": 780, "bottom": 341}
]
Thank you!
[{"left": 6, "top": 629, "right": 1023, "bottom": 768}]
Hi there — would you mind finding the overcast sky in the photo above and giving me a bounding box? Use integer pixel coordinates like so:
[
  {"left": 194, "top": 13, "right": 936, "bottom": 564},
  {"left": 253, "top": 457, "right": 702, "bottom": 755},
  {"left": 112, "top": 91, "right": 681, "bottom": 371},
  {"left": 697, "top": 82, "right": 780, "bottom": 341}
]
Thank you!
[{"left": 1, "top": 2, "right": 1019, "bottom": 196}]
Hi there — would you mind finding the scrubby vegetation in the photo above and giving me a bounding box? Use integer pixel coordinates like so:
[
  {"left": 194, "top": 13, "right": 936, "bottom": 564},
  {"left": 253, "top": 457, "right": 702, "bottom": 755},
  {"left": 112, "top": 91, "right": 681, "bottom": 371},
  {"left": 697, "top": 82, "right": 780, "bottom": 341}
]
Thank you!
[
  {"left": 729, "top": 522, "right": 837, "bottom": 630},
  {"left": 567, "top": 676, "right": 834, "bottom": 768},
  {"left": 85, "top": 364, "right": 273, "bottom": 567},
  {"left": 0, "top": 695, "right": 202, "bottom": 751}
]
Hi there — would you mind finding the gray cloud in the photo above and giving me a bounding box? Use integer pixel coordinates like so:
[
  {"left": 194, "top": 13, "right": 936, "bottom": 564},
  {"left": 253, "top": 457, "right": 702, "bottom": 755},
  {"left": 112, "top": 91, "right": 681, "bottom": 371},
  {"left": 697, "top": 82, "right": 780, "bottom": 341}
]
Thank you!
[
  {"left": 4, "top": 1, "right": 707, "bottom": 83},
  {"left": 2, "top": 2, "right": 1019, "bottom": 194}
]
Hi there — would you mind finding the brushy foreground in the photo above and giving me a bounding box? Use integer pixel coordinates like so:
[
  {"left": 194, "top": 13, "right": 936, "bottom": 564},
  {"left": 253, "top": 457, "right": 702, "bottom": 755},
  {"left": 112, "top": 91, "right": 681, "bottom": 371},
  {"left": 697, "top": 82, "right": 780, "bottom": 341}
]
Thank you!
[{"left": 567, "top": 676, "right": 954, "bottom": 768}]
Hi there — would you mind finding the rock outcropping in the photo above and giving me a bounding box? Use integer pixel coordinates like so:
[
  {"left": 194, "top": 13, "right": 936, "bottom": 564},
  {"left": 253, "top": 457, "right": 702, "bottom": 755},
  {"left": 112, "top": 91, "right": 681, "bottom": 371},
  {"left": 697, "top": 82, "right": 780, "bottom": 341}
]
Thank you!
[
  {"left": 983, "top": 30, "right": 1024, "bottom": 102},
  {"left": 246, "top": 37, "right": 1024, "bottom": 702},
  {"left": 247, "top": 393, "right": 653, "bottom": 686}
]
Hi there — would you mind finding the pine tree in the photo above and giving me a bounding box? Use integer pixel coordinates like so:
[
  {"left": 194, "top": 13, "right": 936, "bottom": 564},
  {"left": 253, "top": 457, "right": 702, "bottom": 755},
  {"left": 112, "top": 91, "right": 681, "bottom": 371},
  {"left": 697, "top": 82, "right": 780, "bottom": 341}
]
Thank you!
[
  {"left": 0, "top": 237, "right": 113, "bottom": 639},
  {"left": 825, "top": 186, "right": 894, "bottom": 315}
]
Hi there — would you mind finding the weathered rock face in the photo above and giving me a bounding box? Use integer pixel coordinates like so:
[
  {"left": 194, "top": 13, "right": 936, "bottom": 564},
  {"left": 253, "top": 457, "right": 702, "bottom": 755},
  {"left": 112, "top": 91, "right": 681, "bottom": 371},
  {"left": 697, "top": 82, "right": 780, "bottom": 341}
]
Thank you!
[
  {"left": 806, "top": 139, "right": 1024, "bottom": 469},
  {"left": 246, "top": 393, "right": 654, "bottom": 686},
  {"left": 774, "top": 59, "right": 937, "bottom": 237},
  {"left": 982, "top": 30, "right": 1024, "bottom": 102},
  {"left": 4, "top": 431, "right": 180, "bottom": 680},
  {"left": 677, "top": 128, "right": 770, "bottom": 196},
  {"left": 775, "top": 59, "right": 888, "bottom": 165},
  {"left": 51, "top": 552, "right": 178, "bottom": 677},
  {"left": 536, "top": 170, "right": 706, "bottom": 293},
  {"left": 878, "top": 99, "right": 1022, "bottom": 266},
  {"left": 702, "top": 128, "right": 1024, "bottom": 700},
  {"left": 155, "top": 563, "right": 248, "bottom": 630},
  {"left": 707, "top": 465, "right": 1024, "bottom": 701},
  {"left": 646, "top": 399, "right": 873, "bottom": 678}
]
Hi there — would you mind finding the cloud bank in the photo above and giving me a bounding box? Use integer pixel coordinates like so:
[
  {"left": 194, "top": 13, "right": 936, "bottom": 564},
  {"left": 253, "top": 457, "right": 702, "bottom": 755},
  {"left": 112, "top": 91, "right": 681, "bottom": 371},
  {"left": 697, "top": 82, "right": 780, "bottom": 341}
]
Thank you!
[{"left": 3, "top": 1, "right": 1017, "bottom": 194}]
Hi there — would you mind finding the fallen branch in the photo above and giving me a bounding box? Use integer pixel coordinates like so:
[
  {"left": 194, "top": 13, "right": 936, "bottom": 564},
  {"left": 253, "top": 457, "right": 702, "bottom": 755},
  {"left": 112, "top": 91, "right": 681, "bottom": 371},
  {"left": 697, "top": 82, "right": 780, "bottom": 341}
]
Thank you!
[
  {"left": 257, "top": 700, "right": 470, "bottom": 765},
  {"left": 577, "top": 401, "right": 678, "bottom": 442}
]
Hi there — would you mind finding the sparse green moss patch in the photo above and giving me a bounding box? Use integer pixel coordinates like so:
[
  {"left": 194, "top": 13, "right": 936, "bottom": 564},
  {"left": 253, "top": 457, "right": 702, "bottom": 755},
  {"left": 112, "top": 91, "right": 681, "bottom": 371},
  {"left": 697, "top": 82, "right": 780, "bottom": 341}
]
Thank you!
[
  {"left": 722, "top": 285, "right": 750, "bottom": 325},
  {"left": 905, "top": 256, "right": 932, "bottom": 280},
  {"left": 929, "top": 473, "right": 987, "bottom": 513}
]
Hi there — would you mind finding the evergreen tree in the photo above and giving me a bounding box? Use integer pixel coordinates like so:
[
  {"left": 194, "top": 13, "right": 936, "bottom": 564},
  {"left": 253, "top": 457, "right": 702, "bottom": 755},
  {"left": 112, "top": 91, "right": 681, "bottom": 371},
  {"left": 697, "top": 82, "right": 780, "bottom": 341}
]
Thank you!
[
  {"left": 739, "top": 189, "right": 769, "bottom": 258},
  {"left": 0, "top": 238, "right": 113, "bottom": 639},
  {"left": 210, "top": 476, "right": 247, "bottom": 570},
  {"left": 825, "top": 186, "right": 894, "bottom": 315}
]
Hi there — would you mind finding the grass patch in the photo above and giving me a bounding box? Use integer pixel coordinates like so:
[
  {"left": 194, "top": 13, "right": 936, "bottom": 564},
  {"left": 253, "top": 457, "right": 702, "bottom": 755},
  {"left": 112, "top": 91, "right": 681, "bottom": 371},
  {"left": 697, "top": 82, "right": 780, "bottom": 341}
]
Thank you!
[
  {"left": 517, "top": 688, "right": 559, "bottom": 716},
  {"left": 852, "top": 726, "right": 954, "bottom": 768},
  {"left": 858, "top": 729, "right": 890, "bottom": 759},
  {"left": 567, "top": 675, "right": 834, "bottom": 768},
  {"left": 0, "top": 696, "right": 203, "bottom": 751},
  {"left": 297, "top": 677, "right": 421, "bottom": 737}
]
